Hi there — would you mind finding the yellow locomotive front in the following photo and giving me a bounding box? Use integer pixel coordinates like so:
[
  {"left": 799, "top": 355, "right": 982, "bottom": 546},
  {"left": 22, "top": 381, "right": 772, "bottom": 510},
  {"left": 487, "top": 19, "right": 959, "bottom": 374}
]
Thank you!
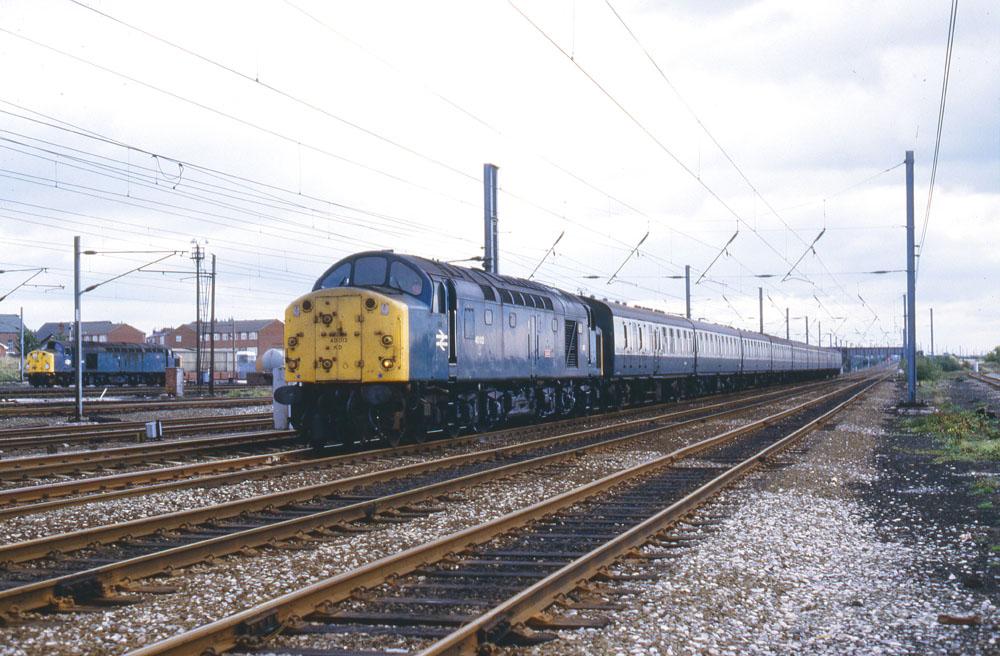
[
  {"left": 25, "top": 349, "right": 57, "bottom": 386},
  {"left": 283, "top": 287, "right": 409, "bottom": 385},
  {"left": 278, "top": 284, "right": 412, "bottom": 450}
]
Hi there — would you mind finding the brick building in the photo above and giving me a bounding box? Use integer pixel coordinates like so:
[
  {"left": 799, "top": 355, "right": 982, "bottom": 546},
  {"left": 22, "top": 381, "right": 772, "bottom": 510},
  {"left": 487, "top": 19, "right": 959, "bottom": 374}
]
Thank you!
[
  {"left": 147, "top": 319, "right": 283, "bottom": 358},
  {"left": 0, "top": 314, "right": 23, "bottom": 356},
  {"left": 36, "top": 321, "right": 145, "bottom": 345},
  {"left": 147, "top": 319, "right": 282, "bottom": 380}
]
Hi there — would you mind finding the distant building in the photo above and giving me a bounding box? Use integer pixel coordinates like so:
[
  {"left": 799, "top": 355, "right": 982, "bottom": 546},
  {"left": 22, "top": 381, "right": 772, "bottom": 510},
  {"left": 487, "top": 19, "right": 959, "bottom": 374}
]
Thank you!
[
  {"left": 150, "top": 319, "right": 283, "bottom": 380},
  {"left": 146, "top": 327, "right": 172, "bottom": 347},
  {"left": 0, "top": 314, "right": 23, "bottom": 356},
  {"left": 36, "top": 321, "right": 146, "bottom": 345},
  {"left": 151, "top": 319, "right": 283, "bottom": 359}
]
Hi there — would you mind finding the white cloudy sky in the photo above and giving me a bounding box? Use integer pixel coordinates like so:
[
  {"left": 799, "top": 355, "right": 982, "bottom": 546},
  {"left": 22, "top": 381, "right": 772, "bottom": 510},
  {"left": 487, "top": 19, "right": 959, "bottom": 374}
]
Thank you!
[{"left": 0, "top": 0, "right": 996, "bottom": 353}]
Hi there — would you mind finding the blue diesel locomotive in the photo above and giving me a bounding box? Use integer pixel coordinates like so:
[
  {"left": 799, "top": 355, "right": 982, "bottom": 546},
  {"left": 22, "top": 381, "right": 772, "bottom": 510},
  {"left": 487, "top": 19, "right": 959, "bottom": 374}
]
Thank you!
[
  {"left": 275, "top": 251, "right": 841, "bottom": 451},
  {"left": 25, "top": 341, "right": 174, "bottom": 387}
]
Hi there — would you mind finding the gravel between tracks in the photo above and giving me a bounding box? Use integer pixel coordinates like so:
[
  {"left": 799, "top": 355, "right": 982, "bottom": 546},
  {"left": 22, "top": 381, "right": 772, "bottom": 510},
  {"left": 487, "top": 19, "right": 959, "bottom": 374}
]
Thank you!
[
  {"left": 0, "top": 390, "right": 825, "bottom": 656},
  {"left": 505, "top": 379, "right": 998, "bottom": 656},
  {"left": 0, "top": 393, "right": 817, "bottom": 545}
]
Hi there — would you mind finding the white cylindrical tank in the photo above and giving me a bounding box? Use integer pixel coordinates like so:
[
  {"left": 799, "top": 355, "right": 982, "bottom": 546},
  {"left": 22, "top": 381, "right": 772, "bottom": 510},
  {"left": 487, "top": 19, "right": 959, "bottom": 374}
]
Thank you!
[{"left": 261, "top": 348, "right": 285, "bottom": 371}]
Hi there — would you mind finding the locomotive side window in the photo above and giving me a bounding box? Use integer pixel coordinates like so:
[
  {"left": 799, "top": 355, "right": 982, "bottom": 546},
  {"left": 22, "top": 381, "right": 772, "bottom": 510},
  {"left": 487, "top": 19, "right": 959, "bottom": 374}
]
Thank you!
[
  {"left": 353, "top": 256, "right": 387, "bottom": 286},
  {"left": 435, "top": 282, "right": 446, "bottom": 313},
  {"left": 317, "top": 261, "right": 351, "bottom": 289},
  {"left": 485, "top": 309, "right": 493, "bottom": 325},
  {"left": 509, "top": 312, "right": 517, "bottom": 327},
  {"left": 388, "top": 261, "right": 424, "bottom": 297}
]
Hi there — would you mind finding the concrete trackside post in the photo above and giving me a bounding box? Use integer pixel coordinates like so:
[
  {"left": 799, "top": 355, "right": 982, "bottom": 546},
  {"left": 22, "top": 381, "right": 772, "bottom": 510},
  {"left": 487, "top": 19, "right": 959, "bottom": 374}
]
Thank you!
[{"left": 272, "top": 367, "right": 290, "bottom": 430}]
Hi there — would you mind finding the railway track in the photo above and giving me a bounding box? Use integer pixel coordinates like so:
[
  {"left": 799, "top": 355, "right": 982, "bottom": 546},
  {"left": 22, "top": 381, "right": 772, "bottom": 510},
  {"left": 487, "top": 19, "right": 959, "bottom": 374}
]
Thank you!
[
  {"left": 0, "top": 396, "right": 269, "bottom": 418},
  {"left": 0, "top": 379, "right": 837, "bottom": 515},
  {"left": 970, "top": 371, "right": 1000, "bottom": 390},
  {"left": 0, "top": 413, "right": 273, "bottom": 452},
  {"left": 0, "top": 430, "right": 298, "bottom": 482},
  {"left": 0, "top": 384, "right": 266, "bottom": 400},
  {"left": 126, "top": 374, "right": 884, "bottom": 656},
  {"left": 0, "top": 376, "right": 861, "bottom": 624}
]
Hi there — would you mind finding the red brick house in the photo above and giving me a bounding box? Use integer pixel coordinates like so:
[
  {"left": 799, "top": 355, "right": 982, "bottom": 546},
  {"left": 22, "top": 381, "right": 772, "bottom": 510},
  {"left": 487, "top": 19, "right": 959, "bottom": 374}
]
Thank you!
[
  {"left": 0, "top": 314, "right": 23, "bottom": 356},
  {"left": 36, "top": 321, "right": 145, "bottom": 345}
]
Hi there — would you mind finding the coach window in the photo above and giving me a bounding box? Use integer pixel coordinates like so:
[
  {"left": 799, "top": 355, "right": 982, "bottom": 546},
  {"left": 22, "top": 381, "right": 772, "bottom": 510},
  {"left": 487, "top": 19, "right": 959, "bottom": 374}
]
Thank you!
[{"left": 353, "top": 256, "right": 387, "bottom": 286}]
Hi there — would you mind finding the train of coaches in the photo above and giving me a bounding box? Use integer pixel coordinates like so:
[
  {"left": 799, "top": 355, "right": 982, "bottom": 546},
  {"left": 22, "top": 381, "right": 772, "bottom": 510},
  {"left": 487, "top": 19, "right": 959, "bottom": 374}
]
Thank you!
[{"left": 274, "top": 251, "right": 842, "bottom": 450}]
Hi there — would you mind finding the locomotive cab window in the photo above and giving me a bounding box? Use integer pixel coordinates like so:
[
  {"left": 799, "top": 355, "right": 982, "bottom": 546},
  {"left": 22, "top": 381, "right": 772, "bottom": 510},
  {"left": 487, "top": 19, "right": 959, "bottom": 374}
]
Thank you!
[
  {"left": 316, "top": 261, "right": 351, "bottom": 289},
  {"left": 388, "top": 261, "right": 424, "bottom": 297},
  {"left": 353, "top": 256, "right": 388, "bottom": 286}
]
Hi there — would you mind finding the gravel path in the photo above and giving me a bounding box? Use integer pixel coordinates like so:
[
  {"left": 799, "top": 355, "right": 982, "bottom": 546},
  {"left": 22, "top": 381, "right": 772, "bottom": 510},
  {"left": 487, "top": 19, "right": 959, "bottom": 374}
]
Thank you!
[{"left": 508, "top": 379, "right": 998, "bottom": 656}]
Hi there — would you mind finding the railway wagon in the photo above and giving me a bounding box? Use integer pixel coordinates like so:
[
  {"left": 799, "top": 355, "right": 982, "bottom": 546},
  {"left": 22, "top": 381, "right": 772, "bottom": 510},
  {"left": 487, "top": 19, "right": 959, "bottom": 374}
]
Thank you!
[
  {"left": 25, "top": 341, "right": 174, "bottom": 387},
  {"left": 275, "top": 250, "right": 841, "bottom": 451}
]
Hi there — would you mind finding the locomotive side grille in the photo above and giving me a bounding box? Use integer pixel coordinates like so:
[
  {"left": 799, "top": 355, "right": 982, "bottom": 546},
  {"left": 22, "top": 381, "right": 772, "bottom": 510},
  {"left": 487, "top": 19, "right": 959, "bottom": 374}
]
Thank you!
[{"left": 564, "top": 319, "right": 579, "bottom": 367}]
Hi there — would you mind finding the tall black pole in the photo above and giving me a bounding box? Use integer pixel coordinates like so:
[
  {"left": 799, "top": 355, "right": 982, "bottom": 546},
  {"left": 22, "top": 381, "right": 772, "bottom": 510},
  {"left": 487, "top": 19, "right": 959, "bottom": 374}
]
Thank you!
[
  {"left": 905, "top": 150, "right": 917, "bottom": 402},
  {"left": 685, "top": 265, "right": 691, "bottom": 319},
  {"left": 209, "top": 254, "right": 216, "bottom": 396},
  {"left": 805, "top": 315, "right": 809, "bottom": 345},
  {"left": 74, "top": 236, "right": 83, "bottom": 421}
]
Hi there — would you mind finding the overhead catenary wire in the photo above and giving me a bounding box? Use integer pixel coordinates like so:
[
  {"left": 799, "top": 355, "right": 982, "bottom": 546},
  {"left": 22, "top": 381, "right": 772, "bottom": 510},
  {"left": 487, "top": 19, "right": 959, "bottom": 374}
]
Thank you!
[
  {"left": 916, "top": 0, "right": 959, "bottom": 276},
  {"left": 508, "top": 1, "right": 810, "bottom": 279}
]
